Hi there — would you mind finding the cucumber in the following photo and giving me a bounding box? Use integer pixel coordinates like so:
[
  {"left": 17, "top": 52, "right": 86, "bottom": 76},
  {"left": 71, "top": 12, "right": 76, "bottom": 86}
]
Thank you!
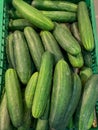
[
  {"left": 92, "top": 109, "right": 97, "bottom": 128},
  {"left": 40, "top": 31, "right": 63, "bottom": 62},
  {"left": 25, "top": 72, "right": 38, "bottom": 109},
  {"left": 71, "top": 22, "right": 81, "bottom": 43},
  {"left": 58, "top": 73, "right": 82, "bottom": 130},
  {"left": 9, "top": 19, "right": 34, "bottom": 30},
  {"left": 12, "top": 0, "right": 54, "bottom": 30},
  {"left": 24, "top": 27, "right": 44, "bottom": 70},
  {"left": 53, "top": 23, "right": 81, "bottom": 55},
  {"left": 87, "top": 111, "right": 94, "bottom": 129},
  {"left": 67, "top": 52, "right": 84, "bottom": 68},
  {"left": 79, "top": 67, "right": 93, "bottom": 86},
  {"left": 13, "top": 30, "right": 32, "bottom": 84},
  {"left": 41, "top": 11, "right": 76, "bottom": 22},
  {"left": 5, "top": 69, "right": 23, "bottom": 127},
  {"left": 76, "top": 74, "right": 98, "bottom": 130},
  {"left": 78, "top": 1, "right": 94, "bottom": 51},
  {"left": 49, "top": 59, "right": 72, "bottom": 129},
  {"left": 0, "top": 92, "right": 13, "bottom": 130},
  {"left": 40, "top": 98, "right": 50, "bottom": 120},
  {"left": 8, "top": 9, "right": 21, "bottom": 19},
  {"left": 36, "top": 119, "right": 49, "bottom": 130},
  {"left": 18, "top": 107, "right": 31, "bottom": 130},
  {"left": 6, "top": 33, "right": 15, "bottom": 68},
  {"left": 32, "top": 51, "right": 54, "bottom": 118},
  {"left": 67, "top": 118, "right": 74, "bottom": 130},
  {"left": 32, "top": 0, "right": 77, "bottom": 12}
]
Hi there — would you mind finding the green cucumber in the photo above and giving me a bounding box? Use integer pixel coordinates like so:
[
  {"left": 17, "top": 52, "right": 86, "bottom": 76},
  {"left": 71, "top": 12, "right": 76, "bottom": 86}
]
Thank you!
[
  {"left": 32, "top": 0, "right": 77, "bottom": 12},
  {"left": 8, "top": 9, "right": 21, "bottom": 19},
  {"left": 24, "top": 27, "right": 44, "bottom": 70},
  {"left": 67, "top": 118, "right": 74, "bottom": 130},
  {"left": 6, "top": 33, "right": 15, "bottom": 68},
  {"left": 36, "top": 119, "right": 49, "bottom": 130},
  {"left": 25, "top": 72, "right": 38, "bottom": 109},
  {"left": 78, "top": 1, "right": 94, "bottom": 51},
  {"left": 41, "top": 11, "right": 76, "bottom": 22},
  {"left": 40, "top": 98, "right": 50, "bottom": 120},
  {"left": 40, "top": 31, "right": 63, "bottom": 62},
  {"left": 32, "top": 51, "right": 54, "bottom": 118},
  {"left": 49, "top": 59, "right": 72, "bottom": 129},
  {"left": 53, "top": 23, "right": 81, "bottom": 55},
  {"left": 13, "top": 30, "right": 32, "bottom": 84},
  {"left": 67, "top": 52, "right": 84, "bottom": 68},
  {"left": 18, "top": 107, "right": 31, "bottom": 130},
  {"left": 71, "top": 22, "right": 81, "bottom": 43},
  {"left": 59, "top": 73, "right": 82, "bottom": 130},
  {"left": 9, "top": 19, "right": 34, "bottom": 30},
  {"left": 12, "top": 0, "right": 54, "bottom": 30},
  {"left": 75, "top": 74, "right": 98, "bottom": 130},
  {"left": 79, "top": 67, "right": 93, "bottom": 86},
  {"left": 87, "top": 111, "right": 94, "bottom": 129},
  {"left": 5, "top": 69, "right": 23, "bottom": 127},
  {"left": 0, "top": 92, "right": 13, "bottom": 130}
]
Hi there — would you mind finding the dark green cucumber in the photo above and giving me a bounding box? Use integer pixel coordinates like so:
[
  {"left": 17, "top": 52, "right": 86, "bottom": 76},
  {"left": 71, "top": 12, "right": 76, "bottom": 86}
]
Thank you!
[
  {"left": 32, "top": 51, "right": 54, "bottom": 118},
  {"left": 58, "top": 73, "right": 82, "bottom": 130},
  {"left": 0, "top": 92, "right": 13, "bottom": 130},
  {"left": 41, "top": 11, "right": 76, "bottom": 22},
  {"left": 82, "top": 50, "right": 93, "bottom": 68},
  {"left": 12, "top": 0, "right": 54, "bottom": 30},
  {"left": 9, "top": 19, "right": 34, "bottom": 30},
  {"left": 13, "top": 30, "right": 32, "bottom": 84},
  {"left": 67, "top": 118, "right": 74, "bottom": 130},
  {"left": 76, "top": 74, "right": 98, "bottom": 130},
  {"left": 78, "top": 1, "right": 94, "bottom": 51},
  {"left": 79, "top": 67, "right": 93, "bottom": 86},
  {"left": 24, "top": 27, "right": 44, "bottom": 70},
  {"left": 36, "top": 119, "right": 49, "bottom": 130},
  {"left": 71, "top": 22, "right": 81, "bottom": 43},
  {"left": 25, "top": 72, "right": 38, "bottom": 109},
  {"left": 18, "top": 107, "right": 31, "bottom": 130},
  {"left": 53, "top": 23, "right": 81, "bottom": 55},
  {"left": 32, "top": 0, "right": 77, "bottom": 12},
  {"left": 40, "top": 31, "right": 63, "bottom": 62},
  {"left": 5, "top": 69, "right": 23, "bottom": 127},
  {"left": 67, "top": 52, "right": 84, "bottom": 68},
  {"left": 40, "top": 98, "right": 50, "bottom": 120},
  {"left": 6, "top": 33, "right": 15, "bottom": 68},
  {"left": 49, "top": 59, "right": 72, "bottom": 129}
]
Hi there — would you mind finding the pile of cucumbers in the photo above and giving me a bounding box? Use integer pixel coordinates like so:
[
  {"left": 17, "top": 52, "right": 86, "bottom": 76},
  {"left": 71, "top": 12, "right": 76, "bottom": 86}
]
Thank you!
[{"left": 0, "top": 0, "right": 98, "bottom": 130}]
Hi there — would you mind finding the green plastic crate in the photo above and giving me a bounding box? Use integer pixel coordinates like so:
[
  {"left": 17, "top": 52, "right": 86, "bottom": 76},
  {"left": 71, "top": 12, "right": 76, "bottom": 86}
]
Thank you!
[{"left": 0, "top": 0, "right": 98, "bottom": 130}]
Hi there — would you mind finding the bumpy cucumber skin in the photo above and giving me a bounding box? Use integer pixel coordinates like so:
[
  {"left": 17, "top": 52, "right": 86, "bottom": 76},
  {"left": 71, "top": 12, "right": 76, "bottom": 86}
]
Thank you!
[
  {"left": 40, "top": 31, "right": 63, "bottom": 62},
  {"left": 25, "top": 72, "right": 38, "bottom": 109},
  {"left": 78, "top": 1, "right": 94, "bottom": 51},
  {"left": 32, "top": 1, "right": 78, "bottom": 12},
  {"left": 12, "top": 0, "right": 54, "bottom": 30},
  {"left": 13, "top": 30, "right": 32, "bottom": 84},
  {"left": 5, "top": 69, "right": 23, "bottom": 127},
  {"left": 49, "top": 59, "right": 72, "bottom": 129},
  {"left": 32, "top": 51, "right": 54, "bottom": 118},
  {"left": 53, "top": 23, "right": 81, "bottom": 55},
  {"left": 0, "top": 93, "right": 13, "bottom": 130},
  {"left": 24, "top": 27, "right": 44, "bottom": 70}
]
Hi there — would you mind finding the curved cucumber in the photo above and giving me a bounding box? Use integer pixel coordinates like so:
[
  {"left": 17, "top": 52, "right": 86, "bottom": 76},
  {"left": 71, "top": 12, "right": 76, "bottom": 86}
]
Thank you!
[
  {"left": 32, "top": 51, "right": 54, "bottom": 118},
  {"left": 5, "top": 69, "right": 23, "bottom": 127},
  {"left": 13, "top": 30, "right": 32, "bottom": 84},
  {"left": 40, "top": 31, "right": 63, "bottom": 62},
  {"left": 49, "top": 59, "right": 72, "bottom": 129},
  {"left": 25, "top": 72, "right": 38, "bottom": 109},
  {"left": 12, "top": 0, "right": 54, "bottom": 30},
  {"left": 53, "top": 23, "right": 81, "bottom": 55},
  {"left": 24, "top": 27, "right": 44, "bottom": 70}
]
